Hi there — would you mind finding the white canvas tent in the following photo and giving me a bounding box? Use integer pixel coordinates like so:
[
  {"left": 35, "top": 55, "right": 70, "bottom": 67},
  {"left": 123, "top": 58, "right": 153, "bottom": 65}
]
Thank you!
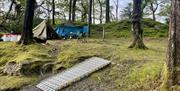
[{"left": 33, "top": 20, "right": 58, "bottom": 40}]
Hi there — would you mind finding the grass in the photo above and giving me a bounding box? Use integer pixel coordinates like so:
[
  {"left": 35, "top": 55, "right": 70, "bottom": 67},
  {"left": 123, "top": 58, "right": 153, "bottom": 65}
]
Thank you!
[
  {"left": 91, "top": 18, "right": 168, "bottom": 38},
  {"left": 54, "top": 38, "right": 167, "bottom": 90},
  {"left": 0, "top": 18, "right": 174, "bottom": 90},
  {"left": 0, "top": 38, "right": 169, "bottom": 90},
  {"left": 0, "top": 42, "right": 55, "bottom": 90},
  {"left": 0, "top": 76, "right": 38, "bottom": 91},
  {"left": 0, "top": 42, "right": 52, "bottom": 65}
]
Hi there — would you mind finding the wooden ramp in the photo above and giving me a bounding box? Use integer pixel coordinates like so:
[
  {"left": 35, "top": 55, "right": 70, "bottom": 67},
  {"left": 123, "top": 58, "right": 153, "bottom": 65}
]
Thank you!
[{"left": 36, "top": 57, "right": 111, "bottom": 91}]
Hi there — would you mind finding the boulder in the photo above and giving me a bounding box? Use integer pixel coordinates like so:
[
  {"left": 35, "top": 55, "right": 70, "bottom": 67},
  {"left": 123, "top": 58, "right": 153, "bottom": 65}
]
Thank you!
[
  {"left": 3, "top": 61, "right": 22, "bottom": 76},
  {"left": 3, "top": 60, "right": 53, "bottom": 76}
]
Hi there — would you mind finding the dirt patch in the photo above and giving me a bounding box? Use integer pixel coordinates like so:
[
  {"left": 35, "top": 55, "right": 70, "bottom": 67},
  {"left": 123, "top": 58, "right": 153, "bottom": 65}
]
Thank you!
[{"left": 20, "top": 86, "right": 41, "bottom": 91}]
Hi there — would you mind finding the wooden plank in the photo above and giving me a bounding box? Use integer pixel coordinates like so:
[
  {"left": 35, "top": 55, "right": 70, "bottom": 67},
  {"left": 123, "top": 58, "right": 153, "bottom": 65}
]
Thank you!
[{"left": 36, "top": 57, "right": 111, "bottom": 91}]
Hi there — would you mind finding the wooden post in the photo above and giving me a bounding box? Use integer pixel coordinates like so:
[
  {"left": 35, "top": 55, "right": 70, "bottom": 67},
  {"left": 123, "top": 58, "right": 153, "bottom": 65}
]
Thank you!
[{"left": 103, "top": 26, "right": 105, "bottom": 39}]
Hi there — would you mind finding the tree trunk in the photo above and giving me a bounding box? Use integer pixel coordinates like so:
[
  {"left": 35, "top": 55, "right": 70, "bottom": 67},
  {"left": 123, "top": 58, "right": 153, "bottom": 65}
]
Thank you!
[
  {"left": 150, "top": 3, "right": 156, "bottom": 21},
  {"left": 98, "top": 0, "right": 102, "bottom": 24},
  {"left": 106, "top": 0, "right": 110, "bottom": 23},
  {"left": 115, "top": 0, "right": 119, "bottom": 20},
  {"left": 69, "top": 0, "right": 73, "bottom": 21},
  {"left": 72, "top": 0, "right": 77, "bottom": 22},
  {"left": 167, "top": 0, "right": 180, "bottom": 87},
  {"left": 80, "top": 1, "right": 87, "bottom": 22},
  {"left": 88, "top": 0, "right": 92, "bottom": 37},
  {"left": 152, "top": 11, "right": 156, "bottom": 21},
  {"left": 15, "top": 4, "right": 22, "bottom": 18},
  {"left": 129, "top": 0, "right": 147, "bottom": 49},
  {"left": 52, "top": 0, "right": 55, "bottom": 25},
  {"left": 47, "top": 3, "right": 51, "bottom": 21},
  {"left": 93, "top": 0, "right": 95, "bottom": 24},
  {"left": 18, "top": 0, "right": 36, "bottom": 45},
  {"left": 81, "top": 12, "right": 86, "bottom": 22}
]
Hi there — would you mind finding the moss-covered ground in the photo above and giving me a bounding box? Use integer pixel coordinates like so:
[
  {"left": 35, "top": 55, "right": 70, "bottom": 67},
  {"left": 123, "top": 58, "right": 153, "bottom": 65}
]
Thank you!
[
  {"left": 0, "top": 18, "right": 175, "bottom": 90},
  {"left": 0, "top": 38, "right": 169, "bottom": 90},
  {"left": 91, "top": 18, "right": 168, "bottom": 38}
]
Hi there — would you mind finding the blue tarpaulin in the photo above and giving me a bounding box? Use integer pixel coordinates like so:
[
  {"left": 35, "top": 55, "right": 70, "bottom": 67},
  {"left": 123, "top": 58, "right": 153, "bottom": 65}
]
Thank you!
[{"left": 55, "top": 25, "right": 88, "bottom": 38}]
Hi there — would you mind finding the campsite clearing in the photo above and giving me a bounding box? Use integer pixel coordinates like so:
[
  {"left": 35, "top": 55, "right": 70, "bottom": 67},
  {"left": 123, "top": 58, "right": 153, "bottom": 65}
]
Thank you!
[{"left": 0, "top": 38, "right": 167, "bottom": 91}]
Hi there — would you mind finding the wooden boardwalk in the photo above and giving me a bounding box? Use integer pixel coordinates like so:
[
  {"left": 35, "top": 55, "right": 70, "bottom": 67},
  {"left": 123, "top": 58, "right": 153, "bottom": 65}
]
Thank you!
[{"left": 36, "top": 57, "right": 111, "bottom": 91}]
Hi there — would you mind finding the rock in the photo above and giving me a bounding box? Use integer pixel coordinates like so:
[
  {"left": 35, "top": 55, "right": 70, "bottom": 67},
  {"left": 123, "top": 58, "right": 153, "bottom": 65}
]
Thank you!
[
  {"left": 3, "top": 61, "right": 22, "bottom": 76},
  {"left": 3, "top": 60, "right": 52, "bottom": 76}
]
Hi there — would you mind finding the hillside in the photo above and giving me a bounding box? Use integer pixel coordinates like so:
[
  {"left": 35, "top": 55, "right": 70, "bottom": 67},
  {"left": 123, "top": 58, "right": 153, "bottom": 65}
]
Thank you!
[{"left": 91, "top": 18, "right": 168, "bottom": 38}]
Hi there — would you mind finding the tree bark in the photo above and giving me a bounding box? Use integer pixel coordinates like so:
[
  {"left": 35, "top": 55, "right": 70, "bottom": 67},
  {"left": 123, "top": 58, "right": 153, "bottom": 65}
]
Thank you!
[
  {"left": 92, "top": 0, "right": 95, "bottom": 24},
  {"left": 106, "top": 0, "right": 110, "bottom": 23},
  {"left": 152, "top": 11, "right": 156, "bottom": 21},
  {"left": 52, "top": 0, "right": 55, "bottom": 25},
  {"left": 88, "top": 0, "right": 93, "bottom": 37},
  {"left": 97, "top": 0, "right": 102, "bottom": 24},
  {"left": 69, "top": 0, "right": 73, "bottom": 21},
  {"left": 18, "top": 0, "right": 36, "bottom": 45},
  {"left": 167, "top": 0, "right": 180, "bottom": 87},
  {"left": 129, "top": 0, "right": 147, "bottom": 49},
  {"left": 72, "top": 0, "right": 77, "bottom": 22}
]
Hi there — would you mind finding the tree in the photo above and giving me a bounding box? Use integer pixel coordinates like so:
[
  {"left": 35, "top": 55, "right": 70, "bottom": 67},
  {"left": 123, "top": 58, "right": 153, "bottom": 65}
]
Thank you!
[
  {"left": 18, "top": 0, "right": 36, "bottom": 45},
  {"left": 158, "top": 4, "right": 170, "bottom": 17},
  {"left": 97, "top": 0, "right": 103, "bottom": 24},
  {"left": 69, "top": 0, "right": 72, "bottom": 21},
  {"left": 15, "top": 3, "right": 22, "bottom": 18},
  {"left": 129, "top": 0, "right": 147, "bottom": 49},
  {"left": 72, "top": 0, "right": 77, "bottom": 22},
  {"left": 105, "top": 0, "right": 110, "bottom": 23},
  {"left": 158, "top": 0, "right": 170, "bottom": 24},
  {"left": 55, "top": 0, "right": 69, "bottom": 21},
  {"left": 92, "top": 0, "right": 95, "bottom": 24},
  {"left": 79, "top": 0, "right": 88, "bottom": 22},
  {"left": 52, "top": 0, "right": 55, "bottom": 25},
  {"left": 147, "top": 0, "right": 165, "bottom": 21},
  {"left": 121, "top": 3, "right": 133, "bottom": 20},
  {"left": 0, "top": 0, "right": 15, "bottom": 25},
  {"left": 167, "top": 0, "right": 180, "bottom": 87},
  {"left": 88, "top": 0, "right": 92, "bottom": 36},
  {"left": 113, "top": 0, "right": 119, "bottom": 20}
]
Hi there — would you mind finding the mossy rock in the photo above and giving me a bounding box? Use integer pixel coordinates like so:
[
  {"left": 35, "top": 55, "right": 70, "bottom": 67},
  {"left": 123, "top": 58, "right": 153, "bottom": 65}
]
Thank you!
[
  {"left": 3, "top": 60, "right": 54, "bottom": 76},
  {"left": 3, "top": 61, "right": 21, "bottom": 76}
]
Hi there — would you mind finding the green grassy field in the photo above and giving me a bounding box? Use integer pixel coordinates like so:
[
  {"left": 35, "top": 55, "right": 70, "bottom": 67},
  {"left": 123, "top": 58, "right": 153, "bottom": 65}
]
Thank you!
[{"left": 0, "top": 38, "right": 168, "bottom": 90}]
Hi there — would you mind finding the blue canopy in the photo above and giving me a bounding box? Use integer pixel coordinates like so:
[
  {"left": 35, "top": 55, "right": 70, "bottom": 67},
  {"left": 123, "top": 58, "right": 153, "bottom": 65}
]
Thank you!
[{"left": 55, "top": 25, "right": 88, "bottom": 38}]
